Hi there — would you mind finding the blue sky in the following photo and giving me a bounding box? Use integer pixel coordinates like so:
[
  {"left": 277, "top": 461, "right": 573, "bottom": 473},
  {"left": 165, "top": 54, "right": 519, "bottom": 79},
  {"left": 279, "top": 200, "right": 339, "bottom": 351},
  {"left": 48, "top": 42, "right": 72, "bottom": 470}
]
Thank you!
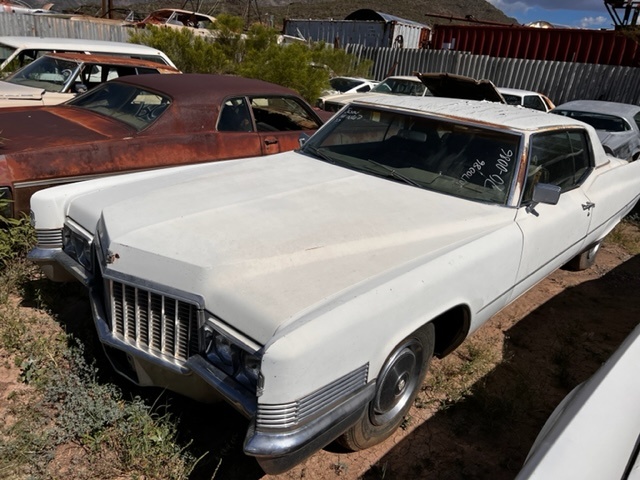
[{"left": 487, "top": 0, "right": 615, "bottom": 29}]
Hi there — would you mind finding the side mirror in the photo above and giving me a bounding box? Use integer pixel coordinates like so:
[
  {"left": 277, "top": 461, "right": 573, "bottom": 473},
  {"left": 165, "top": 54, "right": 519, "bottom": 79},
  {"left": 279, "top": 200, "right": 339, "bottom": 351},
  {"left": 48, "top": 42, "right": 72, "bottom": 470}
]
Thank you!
[
  {"left": 526, "top": 183, "right": 561, "bottom": 216},
  {"left": 298, "top": 133, "right": 310, "bottom": 148}
]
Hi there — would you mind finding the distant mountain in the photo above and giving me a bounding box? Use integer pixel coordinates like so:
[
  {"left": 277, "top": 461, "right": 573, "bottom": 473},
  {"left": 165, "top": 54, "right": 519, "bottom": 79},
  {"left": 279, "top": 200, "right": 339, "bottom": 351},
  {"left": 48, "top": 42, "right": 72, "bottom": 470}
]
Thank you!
[{"left": 36, "top": 0, "right": 518, "bottom": 27}]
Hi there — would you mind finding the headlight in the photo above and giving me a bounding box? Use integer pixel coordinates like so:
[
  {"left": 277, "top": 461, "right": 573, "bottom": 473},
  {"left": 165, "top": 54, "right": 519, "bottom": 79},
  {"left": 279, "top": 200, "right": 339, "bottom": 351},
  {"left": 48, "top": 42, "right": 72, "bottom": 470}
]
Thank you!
[
  {"left": 62, "top": 225, "right": 93, "bottom": 272},
  {"left": 203, "top": 320, "right": 262, "bottom": 392}
]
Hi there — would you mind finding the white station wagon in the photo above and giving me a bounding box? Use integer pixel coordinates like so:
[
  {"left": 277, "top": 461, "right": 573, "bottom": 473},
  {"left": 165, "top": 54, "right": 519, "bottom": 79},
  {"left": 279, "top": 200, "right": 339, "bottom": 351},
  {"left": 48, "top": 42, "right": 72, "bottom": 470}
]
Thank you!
[{"left": 28, "top": 95, "right": 640, "bottom": 473}]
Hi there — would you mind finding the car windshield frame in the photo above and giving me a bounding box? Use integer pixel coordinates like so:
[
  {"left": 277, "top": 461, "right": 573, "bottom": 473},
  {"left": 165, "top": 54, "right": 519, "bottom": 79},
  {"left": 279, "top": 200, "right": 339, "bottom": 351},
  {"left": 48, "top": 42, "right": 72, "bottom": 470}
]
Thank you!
[
  {"left": 66, "top": 81, "right": 171, "bottom": 131},
  {"left": 302, "top": 104, "right": 523, "bottom": 205},
  {"left": 5, "top": 55, "right": 80, "bottom": 92}
]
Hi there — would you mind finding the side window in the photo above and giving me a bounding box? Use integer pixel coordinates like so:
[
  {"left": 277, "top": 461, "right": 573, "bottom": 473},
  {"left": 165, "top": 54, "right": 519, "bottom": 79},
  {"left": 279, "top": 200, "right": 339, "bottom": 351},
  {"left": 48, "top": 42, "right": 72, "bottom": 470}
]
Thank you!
[
  {"left": 523, "top": 95, "right": 546, "bottom": 111},
  {"left": 523, "top": 130, "right": 593, "bottom": 203},
  {"left": 218, "top": 97, "right": 253, "bottom": 132},
  {"left": 249, "top": 96, "right": 321, "bottom": 132}
]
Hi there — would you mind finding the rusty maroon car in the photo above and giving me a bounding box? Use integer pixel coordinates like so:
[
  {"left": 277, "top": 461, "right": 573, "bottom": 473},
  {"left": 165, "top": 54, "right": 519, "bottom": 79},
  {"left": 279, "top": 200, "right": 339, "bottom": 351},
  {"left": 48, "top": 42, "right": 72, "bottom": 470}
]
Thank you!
[{"left": 0, "top": 73, "right": 324, "bottom": 217}]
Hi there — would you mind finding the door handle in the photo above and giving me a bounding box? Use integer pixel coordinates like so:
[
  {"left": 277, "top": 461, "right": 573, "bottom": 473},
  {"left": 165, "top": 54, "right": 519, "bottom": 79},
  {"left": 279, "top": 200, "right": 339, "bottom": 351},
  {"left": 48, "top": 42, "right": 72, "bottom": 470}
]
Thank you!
[
  {"left": 264, "top": 138, "right": 278, "bottom": 145},
  {"left": 582, "top": 202, "right": 595, "bottom": 211}
]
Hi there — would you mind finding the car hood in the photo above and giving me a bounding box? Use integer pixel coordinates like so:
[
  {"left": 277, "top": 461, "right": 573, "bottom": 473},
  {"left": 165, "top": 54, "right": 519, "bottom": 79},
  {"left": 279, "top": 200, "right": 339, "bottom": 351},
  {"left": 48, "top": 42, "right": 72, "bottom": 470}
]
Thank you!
[
  {"left": 0, "top": 81, "right": 44, "bottom": 100},
  {"left": 416, "top": 73, "right": 506, "bottom": 103},
  {"left": 84, "top": 154, "right": 514, "bottom": 345},
  {"left": 0, "top": 107, "right": 132, "bottom": 152}
]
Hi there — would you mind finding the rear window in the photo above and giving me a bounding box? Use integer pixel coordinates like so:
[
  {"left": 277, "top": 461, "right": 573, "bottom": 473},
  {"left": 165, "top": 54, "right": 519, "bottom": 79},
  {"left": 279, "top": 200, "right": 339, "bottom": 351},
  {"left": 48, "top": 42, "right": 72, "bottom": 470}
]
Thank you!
[{"left": 67, "top": 81, "right": 170, "bottom": 131}]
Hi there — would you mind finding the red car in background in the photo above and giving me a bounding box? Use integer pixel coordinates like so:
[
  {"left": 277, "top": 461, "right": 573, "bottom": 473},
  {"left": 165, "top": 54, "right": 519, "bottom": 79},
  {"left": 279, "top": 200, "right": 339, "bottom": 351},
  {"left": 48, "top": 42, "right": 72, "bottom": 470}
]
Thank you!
[{"left": 0, "top": 73, "right": 324, "bottom": 217}]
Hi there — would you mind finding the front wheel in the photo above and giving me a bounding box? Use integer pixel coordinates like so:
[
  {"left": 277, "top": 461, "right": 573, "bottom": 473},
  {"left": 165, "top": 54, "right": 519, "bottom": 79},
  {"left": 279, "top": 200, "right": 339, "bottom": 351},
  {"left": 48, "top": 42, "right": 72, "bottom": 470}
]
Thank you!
[
  {"left": 564, "top": 241, "right": 601, "bottom": 271},
  {"left": 338, "top": 323, "right": 435, "bottom": 450}
]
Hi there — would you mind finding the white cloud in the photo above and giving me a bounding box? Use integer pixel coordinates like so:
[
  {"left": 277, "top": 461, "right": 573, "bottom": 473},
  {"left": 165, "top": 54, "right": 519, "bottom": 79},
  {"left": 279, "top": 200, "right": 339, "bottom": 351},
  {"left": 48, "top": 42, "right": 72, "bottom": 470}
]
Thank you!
[{"left": 579, "top": 16, "right": 610, "bottom": 28}]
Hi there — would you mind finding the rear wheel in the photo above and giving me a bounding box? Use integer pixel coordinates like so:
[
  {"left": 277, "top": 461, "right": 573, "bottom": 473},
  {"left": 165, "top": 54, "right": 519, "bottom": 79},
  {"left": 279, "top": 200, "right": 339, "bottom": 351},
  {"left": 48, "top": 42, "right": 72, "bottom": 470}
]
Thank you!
[{"left": 339, "top": 323, "right": 435, "bottom": 450}]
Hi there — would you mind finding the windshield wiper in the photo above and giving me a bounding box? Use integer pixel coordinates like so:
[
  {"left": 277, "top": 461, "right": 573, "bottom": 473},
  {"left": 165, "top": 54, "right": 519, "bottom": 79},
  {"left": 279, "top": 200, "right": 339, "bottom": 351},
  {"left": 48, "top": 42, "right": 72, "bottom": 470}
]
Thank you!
[
  {"left": 365, "top": 159, "right": 422, "bottom": 188},
  {"left": 304, "top": 145, "right": 337, "bottom": 164}
]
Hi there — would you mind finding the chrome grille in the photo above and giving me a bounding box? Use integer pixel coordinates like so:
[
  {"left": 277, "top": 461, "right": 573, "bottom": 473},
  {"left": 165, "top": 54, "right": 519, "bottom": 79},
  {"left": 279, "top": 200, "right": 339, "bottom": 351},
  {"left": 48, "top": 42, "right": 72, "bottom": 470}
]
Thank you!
[
  {"left": 109, "top": 281, "right": 199, "bottom": 362},
  {"left": 256, "top": 364, "right": 369, "bottom": 430},
  {"left": 35, "top": 228, "right": 63, "bottom": 248}
]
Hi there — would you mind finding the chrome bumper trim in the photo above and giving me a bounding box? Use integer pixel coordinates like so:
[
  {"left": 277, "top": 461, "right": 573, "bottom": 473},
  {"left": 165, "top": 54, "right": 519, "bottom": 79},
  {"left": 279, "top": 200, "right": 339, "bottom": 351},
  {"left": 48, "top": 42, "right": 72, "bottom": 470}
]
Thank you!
[
  {"left": 244, "top": 382, "right": 375, "bottom": 475},
  {"left": 27, "top": 247, "right": 91, "bottom": 285}
]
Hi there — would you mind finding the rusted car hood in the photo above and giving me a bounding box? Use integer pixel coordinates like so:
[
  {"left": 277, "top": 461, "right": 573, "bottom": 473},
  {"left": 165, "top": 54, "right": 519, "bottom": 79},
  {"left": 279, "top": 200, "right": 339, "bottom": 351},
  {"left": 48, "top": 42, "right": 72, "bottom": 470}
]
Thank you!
[
  {"left": 0, "top": 106, "right": 132, "bottom": 152},
  {"left": 0, "top": 81, "right": 43, "bottom": 100},
  {"left": 84, "top": 153, "right": 515, "bottom": 345}
]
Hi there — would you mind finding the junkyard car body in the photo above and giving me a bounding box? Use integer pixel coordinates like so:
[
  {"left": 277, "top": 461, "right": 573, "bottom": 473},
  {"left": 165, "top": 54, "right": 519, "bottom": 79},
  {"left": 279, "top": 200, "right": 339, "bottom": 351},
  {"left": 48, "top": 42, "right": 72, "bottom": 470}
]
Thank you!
[
  {"left": 516, "top": 322, "right": 640, "bottom": 479},
  {"left": 0, "top": 52, "right": 180, "bottom": 107},
  {"left": 317, "top": 75, "right": 429, "bottom": 112},
  {"left": 0, "top": 36, "right": 176, "bottom": 74},
  {"left": 318, "top": 73, "right": 506, "bottom": 112},
  {"left": 552, "top": 100, "right": 640, "bottom": 161},
  {"left": 135, "top": 9, "right": 216, "bottom": 37},
  {"left": 28, "top": 95, "right": 640, "bottom": 473},
  {"left": 316, "top": 76, "right": 379, "bottom": 109},
  {"left": 0, "top": 73, "right": 323, "bottom": 217},
  {"left": 498, "top": 87, "right": 555, "bottom": 112}
]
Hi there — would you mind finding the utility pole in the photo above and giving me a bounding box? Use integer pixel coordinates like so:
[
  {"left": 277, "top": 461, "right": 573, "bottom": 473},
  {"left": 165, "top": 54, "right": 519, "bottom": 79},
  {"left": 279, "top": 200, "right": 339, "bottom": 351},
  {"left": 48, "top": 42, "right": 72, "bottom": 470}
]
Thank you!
[{"left": 243, "top": 0, "right": 262, "bottom": 25}]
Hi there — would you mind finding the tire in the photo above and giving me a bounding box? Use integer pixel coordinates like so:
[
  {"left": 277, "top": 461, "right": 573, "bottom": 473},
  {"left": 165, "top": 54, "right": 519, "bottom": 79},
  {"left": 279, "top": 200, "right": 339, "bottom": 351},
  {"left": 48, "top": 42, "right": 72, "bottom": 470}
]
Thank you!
[
  {"left": 338, "top": 323, "right": 435, "bottom": 451},
  {"left": 565, "top": 242, "right": 601, "bottom": 271}
]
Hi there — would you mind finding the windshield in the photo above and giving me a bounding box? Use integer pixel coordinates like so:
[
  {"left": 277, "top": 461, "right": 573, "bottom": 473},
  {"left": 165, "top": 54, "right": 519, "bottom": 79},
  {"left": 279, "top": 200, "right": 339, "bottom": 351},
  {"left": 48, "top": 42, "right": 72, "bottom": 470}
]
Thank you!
[
  {"left": 371, "top": 78, "right": 428, "bottom": 96},
  {"left": 329, "top": 77, "right": 363, "bottom": 93},
  {"left": 302, "top": 105, "right": 521, "bottom": 205},
  {"left": 5, "top": 56, "right": 79, "bottom": 92},
  {"left": 553, "top": 110, "right": 630, "bottom": 132},
  {"left": 502, "top": 94, "right": 522, "bottom": 106},
  {"left": 67, "top": 81, "right": 171, "bottom": 131}
]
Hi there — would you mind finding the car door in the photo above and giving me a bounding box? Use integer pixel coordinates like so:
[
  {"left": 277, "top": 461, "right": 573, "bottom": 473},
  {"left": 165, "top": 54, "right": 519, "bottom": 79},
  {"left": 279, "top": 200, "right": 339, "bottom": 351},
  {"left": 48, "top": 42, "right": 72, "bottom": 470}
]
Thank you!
[
  {"left": 248, "top": 95, "right": 323, "bottom": 155},
  {"left": 510, "top": 129, "right": 594, "bottom": 300}
]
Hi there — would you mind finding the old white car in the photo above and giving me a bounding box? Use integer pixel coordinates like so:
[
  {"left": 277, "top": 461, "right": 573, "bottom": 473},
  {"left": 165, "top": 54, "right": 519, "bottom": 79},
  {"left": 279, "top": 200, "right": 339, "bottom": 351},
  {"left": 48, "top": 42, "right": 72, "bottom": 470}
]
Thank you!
[{"left": 28, "top": 95, "right": 640, "bottom": 473}]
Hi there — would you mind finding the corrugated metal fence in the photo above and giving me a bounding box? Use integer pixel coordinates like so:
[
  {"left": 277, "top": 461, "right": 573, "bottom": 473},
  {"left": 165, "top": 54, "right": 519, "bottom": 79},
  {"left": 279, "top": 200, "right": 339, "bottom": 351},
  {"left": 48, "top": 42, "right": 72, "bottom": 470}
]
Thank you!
[
  {"left": 0, "top": 13, "right": 130, "bottom": 42},
  {"left": 346, "top": 45, "right": 640, "bottom": 105}
]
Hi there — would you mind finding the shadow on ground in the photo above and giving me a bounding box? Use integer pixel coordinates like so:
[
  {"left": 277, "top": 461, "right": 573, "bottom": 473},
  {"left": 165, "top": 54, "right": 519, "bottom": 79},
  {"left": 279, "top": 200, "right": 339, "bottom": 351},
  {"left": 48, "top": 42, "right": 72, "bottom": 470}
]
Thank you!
[{"left": 361, "top": 254, "right": 640, "bottom": 480}]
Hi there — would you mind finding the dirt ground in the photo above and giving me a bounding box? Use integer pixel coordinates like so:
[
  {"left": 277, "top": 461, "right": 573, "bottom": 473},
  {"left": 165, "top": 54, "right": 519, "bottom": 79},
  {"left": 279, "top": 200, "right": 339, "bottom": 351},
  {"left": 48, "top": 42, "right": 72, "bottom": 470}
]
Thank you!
[{"left": 2, "top": 225, "right": 640, "bottom": 480}]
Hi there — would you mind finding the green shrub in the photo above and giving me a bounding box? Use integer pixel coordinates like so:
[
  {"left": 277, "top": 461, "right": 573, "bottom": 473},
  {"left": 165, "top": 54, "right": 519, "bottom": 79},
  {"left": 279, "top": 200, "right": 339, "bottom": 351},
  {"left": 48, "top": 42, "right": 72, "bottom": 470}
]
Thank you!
[{"left": 128, "top": 15, "right": 373, "bottom": 102}]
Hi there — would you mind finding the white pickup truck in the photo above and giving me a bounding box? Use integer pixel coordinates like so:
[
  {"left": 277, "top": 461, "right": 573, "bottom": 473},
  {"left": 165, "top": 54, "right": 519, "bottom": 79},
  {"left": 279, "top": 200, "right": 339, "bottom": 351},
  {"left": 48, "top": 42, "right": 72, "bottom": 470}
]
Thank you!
[{"left": 28, "top": 95, "right": 640, "bottom": 473}]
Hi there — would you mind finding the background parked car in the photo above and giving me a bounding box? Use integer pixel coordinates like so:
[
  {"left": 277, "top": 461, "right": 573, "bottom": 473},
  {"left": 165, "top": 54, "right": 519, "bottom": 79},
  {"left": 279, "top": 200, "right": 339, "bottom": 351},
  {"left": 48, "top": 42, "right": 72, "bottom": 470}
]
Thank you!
[
  {"left": 0, "top": 36, "right": 176, "bottom": 74},
  {"left": 318, "top": 73, "right": 507, "bottom": 112},
  {"left": 0, "top": 73, "right": 324, "bottom": 218},
  {"left": 316, "top": 76, "right": 378, "bottom": 109},
  {"left": 516, "top": 322, "right": 640, "bottom": 479},
  {"left": 498, "top": 87, "right": 555, "bottom": 112},
  {"left": 0, "top": 52, "right": 180, "bottom": 107},
  {"left": 317, "top": 74, "right": 429, "bottom": 112},
  {"left": 134, "top": 8, "right": 216, "bottom": 37},
  {"left": 552, "top": 100, "right": 640, "bottom": 161}
]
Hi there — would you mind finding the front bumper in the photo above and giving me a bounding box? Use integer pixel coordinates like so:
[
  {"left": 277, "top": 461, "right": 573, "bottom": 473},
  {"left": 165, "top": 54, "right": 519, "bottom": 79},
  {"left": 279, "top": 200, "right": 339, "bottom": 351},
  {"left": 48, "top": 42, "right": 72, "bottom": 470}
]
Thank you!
[
  {"left": 28, "top": 246, "right": 89, "bottom": 284},
  {"left": 30, "top": 233, "right": 376, "bottom": 474},
  {"left": 88, "top": 274, "right": 374, "bottom": 474}
]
